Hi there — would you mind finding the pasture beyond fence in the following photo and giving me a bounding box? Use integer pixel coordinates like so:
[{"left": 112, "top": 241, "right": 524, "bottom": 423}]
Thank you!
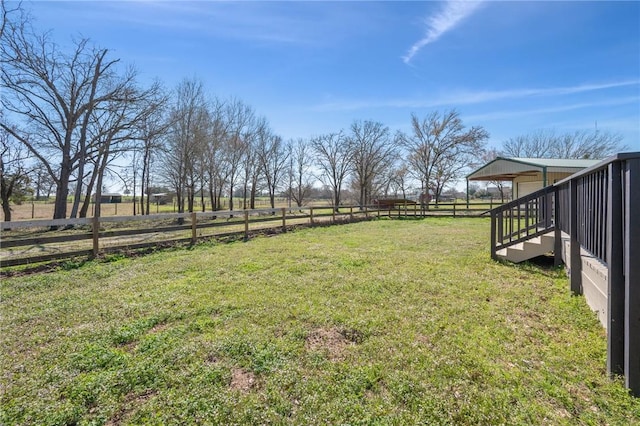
[{"left": 0, "top": 203, "right": 492, "bottom": 268}]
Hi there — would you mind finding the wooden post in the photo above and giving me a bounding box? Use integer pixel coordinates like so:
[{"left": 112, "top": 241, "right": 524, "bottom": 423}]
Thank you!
[
  {"left": 115, "top": 203, "right": 118, "bottom": 216},
  {"left": 490, "top": 211, "right": 497, "bottom": 261},
  {"left": 332, "top": 207, "right": 336, "bottom": 223},
  {"left": 310, "top": 207, "right": 314, "bottom": 225},
  {"left": 623, "top": 159, "right": 640, "bottom": 396},
  {"left": 453, "top": 203, "right": 456, "bottom": 218},
  {"left": 606, "top": 161, "right": 624, "bottom": 377},
  {"left": 191, "top": 212, "right": 197, "bottom": 244},
  {"left": 349, "top": 206, "right": 353, "bottom": 220},
  {"left": 545, "top": 191, "right": 553, "bottom": 229},
  {"left": 244, "top": 210, "right": 249, "bottom": 240},
  {"left": 281, "top": 207, "right": 286, "bottom": 232},
  {"left": 92, "top": 215, "right": 100, "bottom": 257},
  {"left": 553, "top": 187, "right": 562, "bottom": 267}
]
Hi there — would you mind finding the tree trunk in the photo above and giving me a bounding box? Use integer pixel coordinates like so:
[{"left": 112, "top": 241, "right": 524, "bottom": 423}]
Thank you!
[
  {"left": 1, "top": 178, "right": 13, "bottom": 222},
  {"left": 200, "top": 185, "right": 205, "bottom": 212},
  {"left": 79, "top": 161, "right": 100, "bottom": 218},
  {"left": 250, "top": 183, "right": 257, "bottom": 210},
  {"left": 53, "top": 165, "right": 72, "bottom": 219},
  {"left": 208, "top": 178, "right": 215, "bottom": 212}
]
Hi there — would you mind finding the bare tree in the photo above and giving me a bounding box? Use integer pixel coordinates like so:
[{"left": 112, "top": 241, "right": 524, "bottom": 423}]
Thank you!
[
  {"left": 398, "top": 110, "right": 489, "bottom": 206},
  {"left": 258, "top": 130, "right": 289, "bottom": 209},
  {"left": 311, "top": 131, "right": 352, "bottom": 211},
  {"left": 32, "top": 163, "right": 55, "bottom": 200},
  {"left": 161, "top": 78, "right": 208, "bottom": 216},
  {"left": 131, "top": 86, "right": 171, "bottom": 215},
  {"left": 222, "top": 99, "right": 255, "bottom": 211},
  {"left": 501, "top": 129, "right": 626, "bottom": 159},
  {"left": 348, "top": 120, "right": 397, "bottom": 208},
  {"left": 81, "top": 82, "right": 165, "bottom": 218},
  {"left": 240, "top": 117, "right": 264, "bottom": 210},
  {"left": 204, "top": 98, "right": 229, "bottom": 211},
  {"left": 287, "top": 138, "right": 314, "bottom": 207},
  {"left": 1, "top": 16, "right": 137, "bottom": 219},
  {"left": 385, "top": 165, "right": 411, "bottom": 199},
  {"left": 0, "top": 124, "right": 32, "bottom": 221}
]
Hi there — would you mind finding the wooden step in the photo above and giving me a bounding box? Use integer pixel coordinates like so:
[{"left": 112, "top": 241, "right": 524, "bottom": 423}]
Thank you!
[{"left": 496, "top": 232, "right": 555, "bottom": 263}]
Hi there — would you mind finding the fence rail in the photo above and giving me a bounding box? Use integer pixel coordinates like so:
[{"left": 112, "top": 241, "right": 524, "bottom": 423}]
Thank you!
[
  {"left": 489, "top": 152, "right": 639, "bottom": 396},
  {"left": 1, "top": 203, "right": 494, "bottom": 268}
]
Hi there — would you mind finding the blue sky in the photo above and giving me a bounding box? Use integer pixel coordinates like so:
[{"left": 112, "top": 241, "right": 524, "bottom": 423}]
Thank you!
[{"left": 23, "top": 0, "right": 640, "bottom": 152}]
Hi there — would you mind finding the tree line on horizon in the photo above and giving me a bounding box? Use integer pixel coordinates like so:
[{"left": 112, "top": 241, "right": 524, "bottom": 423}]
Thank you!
[{"left": 0, "top": 2, "right": 627, "bottom": 221}]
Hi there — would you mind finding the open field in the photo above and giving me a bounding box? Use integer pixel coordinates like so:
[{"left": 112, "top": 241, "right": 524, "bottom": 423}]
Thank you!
[
  {"left": 5, "top": 199, "right": 502, "bottom": 221},
  {"left": 2, "top": 218, "right": 638, "bottom": 425},
  {"left": 5, "top": 199, "right": 291, "bottom": 221}
]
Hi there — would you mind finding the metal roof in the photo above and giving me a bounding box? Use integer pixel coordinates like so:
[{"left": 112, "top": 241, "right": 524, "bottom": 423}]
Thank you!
[{"left": 467, "top": 157, "right": 602, "bottom": 181}]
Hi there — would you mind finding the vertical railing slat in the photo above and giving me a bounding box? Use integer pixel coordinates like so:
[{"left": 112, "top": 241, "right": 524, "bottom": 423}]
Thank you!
[{"left": 606, "top": 162, "right": 624, "bottom": 377}]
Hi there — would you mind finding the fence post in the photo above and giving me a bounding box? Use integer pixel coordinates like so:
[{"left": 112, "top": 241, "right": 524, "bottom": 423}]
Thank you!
[
  {"left": 281, "top": 207, "right": 286, "bottom": 232},
  {"left": 606, "top": 161, "right": 625, "bottom": 377},
  {"left": 244, "top": 210, "right": 249, "bottom": 240},
  {"left": 191, "top": 212, "right": 197, "bottom": 244},
  {"left": 453, "top": 203, "right": 456, "bottom": 218},
  {"left": 92, "top": 215, "right": 100, "bottom": 257},
  {"left": 623, "top": 159, "right": 640, "bottom": 396},
  {"left": 569, "top": 178, "right": 582, "bottom": 295},
  {"left": 349, "top": 206, "right": 353, "bottom": 220},
  {"left": 310, "top": 207, "right": 314, "bottom": 225},
  {"left": 490, "top": 211, "right": 497, "bottom": 261}
]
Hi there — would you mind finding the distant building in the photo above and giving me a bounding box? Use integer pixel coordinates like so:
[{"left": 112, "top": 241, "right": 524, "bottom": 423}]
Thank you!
[
  {"left": 466, "top": 157, "right": 601, "bottom": 199},
  {"left": 93, "top": 193, "right": 122, "bottom": 203},
  {"left": 150, "top": 193, "right": 173, "bottom": 205}
]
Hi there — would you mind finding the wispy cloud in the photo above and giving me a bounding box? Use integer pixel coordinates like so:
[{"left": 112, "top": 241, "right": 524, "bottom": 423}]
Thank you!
[
  {"left": 312, "top": 79, "right": 640, "bottom": 112},
  {"left": 403, "top": 1, "right": 484, "bottom": 64},
  {"left": 464, "top": 96, "right": 640, "bottom": 122}
]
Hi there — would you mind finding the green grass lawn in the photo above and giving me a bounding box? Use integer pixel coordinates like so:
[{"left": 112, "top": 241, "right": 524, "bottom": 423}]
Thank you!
[{"left": 1, "top": 218, "right": 638, "bottom": 425}]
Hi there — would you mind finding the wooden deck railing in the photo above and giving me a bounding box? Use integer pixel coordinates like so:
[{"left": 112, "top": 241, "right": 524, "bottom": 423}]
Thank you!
[
  {"left": 489, "top": 185, "right": 557, "bottom": 260},
  {"left": 489, "top": 152, "right": 640, "bottom": 396}
]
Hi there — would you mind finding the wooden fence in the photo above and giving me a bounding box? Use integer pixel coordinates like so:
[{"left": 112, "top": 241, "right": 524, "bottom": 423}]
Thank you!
[{"left": 1, "top": 203, "right": 492, "bottom": 269}]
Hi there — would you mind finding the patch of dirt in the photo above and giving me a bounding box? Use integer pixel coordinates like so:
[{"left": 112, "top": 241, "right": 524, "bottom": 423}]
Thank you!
[
  {"left": 106, "top": 389, "right": 157, "bottom": 426},
  {"left": 305, "top": 327, "right": 355, "bottom": 361},
  {"left": 205, "top": 354, "right": 219, "bottom": 365},
  {"left": 148, "top": 322, "right": 168, "bottom": 334},
  {"left": 230, "top": 367, "right": 256, "bottom": 392}
]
